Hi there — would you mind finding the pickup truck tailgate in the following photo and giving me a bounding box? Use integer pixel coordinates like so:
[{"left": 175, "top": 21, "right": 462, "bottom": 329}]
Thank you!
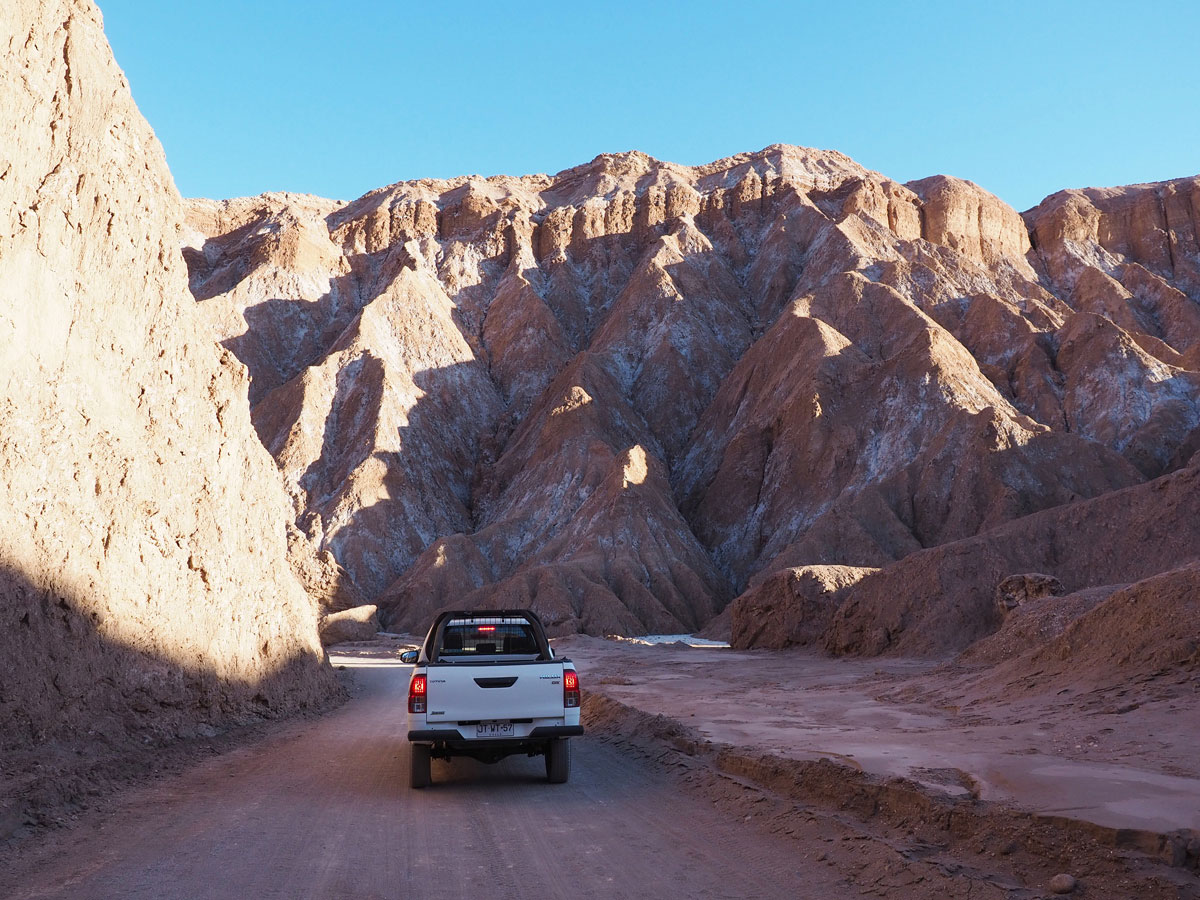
[{"left": 426, "top": 662, "right": 565, "bottom": 722}]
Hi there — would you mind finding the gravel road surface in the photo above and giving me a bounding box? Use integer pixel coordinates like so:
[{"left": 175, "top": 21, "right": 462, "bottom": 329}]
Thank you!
[{"left": 1, "top": 653, "right": 860, "bottom": 900}]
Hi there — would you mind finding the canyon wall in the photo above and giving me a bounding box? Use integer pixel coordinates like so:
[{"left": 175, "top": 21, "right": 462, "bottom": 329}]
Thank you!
[{"left": 0, "top": 0, "right": 339, "bottom": 825}]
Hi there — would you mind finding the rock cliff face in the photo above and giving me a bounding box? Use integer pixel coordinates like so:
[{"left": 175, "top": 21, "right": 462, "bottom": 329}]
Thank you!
[
  {"left": 187, "top": 145, "right": 1200, "bottom": 641},
  {"left": 0, "top": 0, "right": 339, "bottom": 824}
]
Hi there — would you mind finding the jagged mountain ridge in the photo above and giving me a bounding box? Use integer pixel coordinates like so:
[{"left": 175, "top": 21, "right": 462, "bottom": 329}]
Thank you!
[{"left": 184, "top": 148, "right": 1200, "bottom": 636}]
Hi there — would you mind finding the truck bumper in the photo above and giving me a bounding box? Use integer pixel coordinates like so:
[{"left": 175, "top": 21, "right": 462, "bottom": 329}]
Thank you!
[{"left": 408, "top": 725, "right": 584, "bottom": 742}]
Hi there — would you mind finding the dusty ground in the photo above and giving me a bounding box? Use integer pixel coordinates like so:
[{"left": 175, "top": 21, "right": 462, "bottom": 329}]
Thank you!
[
  {"left": 2, "top": 638, "right": 1196, "bottom": 899},
  {"left": 0, "top": 644, "right": 861, "bottom": 900},
  {"left": 564, "top": 636, "right": 1200, "bottom": 833},
  {"left": 564, "top": 635, "right": 1200, "bottom": 897}
]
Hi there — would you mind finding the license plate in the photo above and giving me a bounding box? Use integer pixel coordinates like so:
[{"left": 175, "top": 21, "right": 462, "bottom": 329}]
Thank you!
[{"left": 475, "top": 722, "right": 515, "bottom": 738}]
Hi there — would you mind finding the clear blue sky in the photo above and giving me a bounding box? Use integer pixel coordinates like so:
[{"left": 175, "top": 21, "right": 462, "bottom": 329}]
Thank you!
[{"left": 99, "top": 0, "right": 1199, "bottom": 212}]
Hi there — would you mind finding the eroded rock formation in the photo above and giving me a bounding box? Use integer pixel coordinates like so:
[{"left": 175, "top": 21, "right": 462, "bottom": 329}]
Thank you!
[
  {"left": 826, "top": 463, "right": 1200, "bottom": 656},
  {"left": 0, "top": 0, "right": 339, "bottom": 825},
  {"left": 185, "top": 141, "right": 1200, "bottom": 641}
]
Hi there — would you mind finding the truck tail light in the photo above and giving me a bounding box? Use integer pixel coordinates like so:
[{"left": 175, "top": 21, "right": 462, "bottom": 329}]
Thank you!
[
  {"left": 563, "top": 670, "right": 580, "bottom": 709},
  {"left": 408, "top": 673, "right": 427, "bottom": 714}
]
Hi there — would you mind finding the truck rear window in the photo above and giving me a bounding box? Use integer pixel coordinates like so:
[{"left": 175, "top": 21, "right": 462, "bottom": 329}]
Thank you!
[{"left": 437, "top": 620, "right": 541, "bottom": 658}]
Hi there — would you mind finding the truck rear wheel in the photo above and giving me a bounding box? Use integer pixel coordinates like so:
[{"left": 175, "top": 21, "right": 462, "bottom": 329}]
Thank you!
[
  {"left": 410, "top": 744, "right": 431, "bottom": 789},
  {"left": 545, "top": 738, "right": 570, "bottom": 784}
]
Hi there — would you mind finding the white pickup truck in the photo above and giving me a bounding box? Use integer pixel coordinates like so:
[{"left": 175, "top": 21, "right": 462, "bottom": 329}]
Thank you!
[{"left": 400, "top": 609, "right": 583, "bottom": 788}]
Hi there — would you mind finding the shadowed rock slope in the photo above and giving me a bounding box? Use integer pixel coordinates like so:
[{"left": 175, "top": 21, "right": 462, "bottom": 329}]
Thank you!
[
  {"left": 186, "top": 148, "right": 1200, "bottom": 639},
  {"left": 825, "top": 460, "right": 1200, "bottom": 656},
  {"left": 1, "top": 0, "right": 340, "bottom": 827}
]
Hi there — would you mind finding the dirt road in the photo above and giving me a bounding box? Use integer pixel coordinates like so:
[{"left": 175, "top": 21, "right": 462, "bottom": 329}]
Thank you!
[{"left": 0, "top": 652, "right": 863, "bottom": 900}]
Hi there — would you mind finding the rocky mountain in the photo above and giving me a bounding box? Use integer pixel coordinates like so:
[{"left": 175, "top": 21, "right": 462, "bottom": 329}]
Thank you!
[
  {"left": 1, "top": 0, "right": 339, "bottom": 826},
  {"left": 185, "top": 144, "right": 1200, "bottom": 640}
]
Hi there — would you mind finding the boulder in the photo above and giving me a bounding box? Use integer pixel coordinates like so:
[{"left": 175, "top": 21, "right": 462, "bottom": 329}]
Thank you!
[
  {"left": 319, "top": 606, "right": 381, "bottom": 645},
  {"left": 994, "top": 573, "right": 1066, "bottom": 617},
  {"left": 730, "top": 566, "right": 878, "bottom": 650},
  {"left": 1049, "top": 873, "right": 1078, "bottom": 894}
]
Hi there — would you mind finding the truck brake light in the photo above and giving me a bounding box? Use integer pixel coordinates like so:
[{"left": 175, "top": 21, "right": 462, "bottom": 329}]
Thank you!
[
  {"left": 408, "top": 673, "right": 427, "bottom": 714},
  {"left": 563, "top": 670, "right": 580, "bottom": 708}
]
